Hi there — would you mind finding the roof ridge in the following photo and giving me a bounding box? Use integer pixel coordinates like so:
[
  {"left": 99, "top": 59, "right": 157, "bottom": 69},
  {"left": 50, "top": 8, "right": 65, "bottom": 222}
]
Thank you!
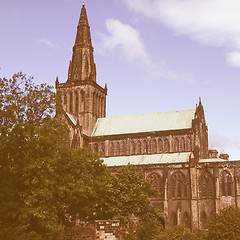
[{"left": 97, "top": 108, "right": 196, "bottom": 120}]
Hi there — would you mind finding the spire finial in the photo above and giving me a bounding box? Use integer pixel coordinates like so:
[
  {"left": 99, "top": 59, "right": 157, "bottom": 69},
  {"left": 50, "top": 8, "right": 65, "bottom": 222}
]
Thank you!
[{"left": 83, "top": 0, "right": 85, "bottom": 5}]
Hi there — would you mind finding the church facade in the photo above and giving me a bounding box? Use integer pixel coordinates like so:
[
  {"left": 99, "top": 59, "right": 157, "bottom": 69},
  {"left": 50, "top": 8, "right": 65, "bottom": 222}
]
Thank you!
[{"left": 56, "top": 4, "right": 240, "bottom": 232}]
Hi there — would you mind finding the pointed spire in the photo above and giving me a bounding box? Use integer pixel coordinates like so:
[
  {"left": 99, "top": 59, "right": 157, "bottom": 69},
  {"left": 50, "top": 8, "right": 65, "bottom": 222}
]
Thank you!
[
  {"left": 68, "top": 3, "right": 96, "bottom": 83},
  {"left": 75, "top": 4, "right": 92, "bottom": 46}
]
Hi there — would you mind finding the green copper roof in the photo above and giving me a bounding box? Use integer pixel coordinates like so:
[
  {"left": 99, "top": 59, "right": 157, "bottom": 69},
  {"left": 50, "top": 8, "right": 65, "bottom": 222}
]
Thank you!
[
  {"left": 92, "top": 109, "right": 196, "bottom": 136},
  {"left": 102, "top": 152, "right": 192, "bottom": 166}
]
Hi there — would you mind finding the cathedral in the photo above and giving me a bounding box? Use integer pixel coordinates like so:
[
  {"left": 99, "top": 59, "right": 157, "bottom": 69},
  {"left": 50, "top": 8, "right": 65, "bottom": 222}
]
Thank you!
[{"left": 55, "top": 4, "right": 240, "bottom": 232}]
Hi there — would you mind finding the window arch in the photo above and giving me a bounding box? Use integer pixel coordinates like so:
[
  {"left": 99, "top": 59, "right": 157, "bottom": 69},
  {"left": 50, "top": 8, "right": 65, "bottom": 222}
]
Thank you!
[
  {"left": 175, "top": 138, "right": 179, "bottom": 152},
  {"left": 165, "top": 139, "right": 169, "bottom": 152},
  {"left": 131, "top": 142, "right": 135, "bottom": 155},
  {"left": 171, "top": 171, "right": 187, "bottom": 199},
  {"left": 143, "top": 140, "right": 148, "bottom": 154},
  {"left": 200, "top": 171, "right": 215, "bottom": 198},
  {"left": 181, "top": 138, "right": 185, "bottom": 152},
  {"left": 69, "top": 92, "right": 73, "bottom": 113},
  {"left": 221, "top": 170, "right": 233, "bottom": 196},
  {"left": 80, "top": 91, "right": 85, "bottom": 112},
  {"left": 122, "top": 142, "right": 126, "bottom": 155},
  {"left": 159, "top": 139, "right": 163, "bottom": 152},
  {"left": 110, "top": 142, "right": 114, "bottom": 156},
  {"left": 75, "top": 91, "right": 79, "bottom": 113},
  {"left": 148, "top": 173, "right": 164, "bottom": 198},
  {"left": 137, "top": 140, "right": 141, "bottom": 154},
  {"left": 152, "top": 139, "right": 157, "bottom": 153},
  {"left": 101, "top": 143, "right": 105, "bottom": 156},
  {"left": 186, "top": 137, "right": 191, "bottom": 151},
  {"left": 116, "top": 142, "right": 120, "bottom": 156}
]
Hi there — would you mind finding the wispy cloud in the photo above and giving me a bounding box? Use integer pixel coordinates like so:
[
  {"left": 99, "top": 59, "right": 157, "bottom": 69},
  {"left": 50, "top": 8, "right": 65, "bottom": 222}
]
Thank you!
[
  {"left": 209, "top": 129, "right": 240, "bottom": 153},
  {"left": 122, "top": 0, "right": 240, "bottom": 68},
  {"left": 38, "top": 38, "right": 55, "bottom": 48},
  {"left": 98, "top": 18, "right": 194, "bottom": 83}
]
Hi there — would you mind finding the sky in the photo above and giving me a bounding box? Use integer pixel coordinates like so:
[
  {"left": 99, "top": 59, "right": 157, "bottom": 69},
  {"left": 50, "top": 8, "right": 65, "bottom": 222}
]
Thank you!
[{"left": 1, "top": 0, "right": 240, "bottom": 160}]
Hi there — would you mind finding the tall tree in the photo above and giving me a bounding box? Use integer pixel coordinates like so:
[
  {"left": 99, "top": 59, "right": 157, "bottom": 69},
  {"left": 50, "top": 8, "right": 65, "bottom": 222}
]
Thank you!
[
  {"left": 0, "top": 73, "right": 107, "bottom": 239},
  {"left": 96, "top": 165, "right": 161, "bottom": 224},
  {"left": 205, "top": 205, "right": 240, "bottom": 240}
]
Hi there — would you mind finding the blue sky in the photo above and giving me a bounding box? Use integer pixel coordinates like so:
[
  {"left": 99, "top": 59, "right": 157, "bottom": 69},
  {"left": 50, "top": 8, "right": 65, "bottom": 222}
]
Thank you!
[{"left": 1, "top": 0, "right": 240, "bottom": 159}]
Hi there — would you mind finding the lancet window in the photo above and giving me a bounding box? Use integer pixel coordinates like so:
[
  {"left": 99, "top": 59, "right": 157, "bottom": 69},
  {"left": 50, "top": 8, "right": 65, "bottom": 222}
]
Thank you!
[
  {"left": 137, "top": 141, "right": 141, "bottom": 154},
  {"left": 148, "top": 173, "right": 164, "bottom": 198},
  {"left": 221, "top": 170, "right": 233, "bottom": 196},
  {"left": 181, "top": 138, "right": 185, "bottom": 151},
  {"left": 159, "top": 139, "right": 163, "bottom": 152},
  {"left": 131, "top": 142, "right": 135, "bottom": 155},
  {"left": 152, "top": 139, "right": 157, "bottom": 153},
  {"left": 171, "top": 171, "right": 187, "bottom": 199},
  {"left": 165, "top": 139, "right": 169, "bottom": 152},
  {"left": 143, "top": 140, "right": 148, "bottom": 154},
  {"left": 200, "top": 171, "right": 215, "bottom": 198}
]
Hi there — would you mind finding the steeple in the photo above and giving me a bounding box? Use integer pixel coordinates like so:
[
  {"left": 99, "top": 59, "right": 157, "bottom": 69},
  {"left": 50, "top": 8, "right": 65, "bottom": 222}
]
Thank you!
[{"left": 67, "top": 4, "right": 96, "bottom": 83}]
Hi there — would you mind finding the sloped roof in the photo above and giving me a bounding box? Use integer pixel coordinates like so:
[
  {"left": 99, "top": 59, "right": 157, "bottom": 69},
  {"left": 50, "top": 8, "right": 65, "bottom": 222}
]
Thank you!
[
  {"left": 102, "top": 152, "right": 191, "bottom": 167},
  {"left": 65, "top": 112, "right": 77, "bottom": 126},
  {"left": 92, "top": 109, "right": 196, "bottom": 136}
]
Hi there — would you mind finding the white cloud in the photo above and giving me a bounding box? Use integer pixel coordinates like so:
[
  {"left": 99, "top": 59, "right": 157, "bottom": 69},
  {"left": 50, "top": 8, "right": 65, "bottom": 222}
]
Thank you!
[
  {"left": 38, "top": 38, "right": 55, "bottom": 48},
  {"left": 122, "top": 0, "right": 240, "bottom": 68},
  {"left": 209, "top": 129, "right": 240, "bottom": 154},
  {"left": 98, "top": 18, "right": 194, "bottom": 83},
  {"left": 226, "top": 51, "right": 240, "bottom": 67}
]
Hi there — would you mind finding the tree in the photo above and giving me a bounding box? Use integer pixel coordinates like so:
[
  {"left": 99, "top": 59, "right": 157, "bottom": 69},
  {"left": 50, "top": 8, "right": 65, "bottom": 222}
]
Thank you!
[
  {"left": 96, "top": 165, "right": 162, "bottom": 224},
  {"left": 154, "top": 225, "right": 197, "bottom": 240},
  {"left": 0, "top": 73, "right": 107, "bottom": 239},
  {"left": 205, "top": 205, "right": 240, "bottom": 240},
  {"left": 0, "top": 73, "right": 161, "bottom": 240}
]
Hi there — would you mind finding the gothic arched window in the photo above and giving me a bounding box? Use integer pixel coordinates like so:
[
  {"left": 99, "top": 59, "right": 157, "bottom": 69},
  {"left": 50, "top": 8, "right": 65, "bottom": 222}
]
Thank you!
[
  {"left": 110, "top": 142, "right": 114, "bottom": 156},
  {"left": 200, "top": 171, "right": 215, "bottom": 198},
  {"left": 171, "top": 171, "right": 187, "bottom": 199},
  {"left": 101, "top": 143, "right": 105, "bottom": 156},
  {"left": 75, "top": 91, "right": 79, "bottom": 113},
  {"left": 69, "top": 92, "right": 73, "bottom": 113},
  {"left": 187, "top": 137, "right": 191, "bottom": 151},
  {"left": 116, "top": 142, "right": 120, "bottom": 156},
  {"left": 122, "top": 142, "right": 126, "bottom": 155},
  {"left": 80, "top": 91, "right": 85, "bottom": 112},
  {"left": 131, "top": 142, "right": 135, "bottom": 155},
  {"left": 152, "top": 139, "right": 157, "bottom": 153},
  {"left": 137, "top": 141, "right": 141, "bottom": 154},
  {"left": 159, "top": 139, "right": 163, "bottom": 152},
  {"left": 175, "top": 138, "right": 179, "bottom": 152},
  {"left": 143, "top": 140, "right": 148, "bottom": 154},
  {"left": 165, "top": 139, "right": 169, "bottom": 152},
  {"left": 148, "top": 173, "right": 164, "bottom": 198},
  {"left": 181, "top": 138, "right": 185, "bottom": 152},
  {"left": 221, "top": 170, "right": 233, "bottom": 196}
]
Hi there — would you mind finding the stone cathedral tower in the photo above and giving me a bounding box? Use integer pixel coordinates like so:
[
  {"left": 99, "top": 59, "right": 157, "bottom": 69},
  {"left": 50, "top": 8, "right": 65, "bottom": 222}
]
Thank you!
[{"left": 56, "top": 4, "right": 107, "bottom": 147}]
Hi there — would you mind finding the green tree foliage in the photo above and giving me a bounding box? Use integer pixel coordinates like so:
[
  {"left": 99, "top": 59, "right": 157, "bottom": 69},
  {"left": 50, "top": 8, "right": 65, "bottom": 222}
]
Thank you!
[
  {"left": 155, "top": 225, "right": 197, "bottom": 240},
  {"left": 0, "top": 73, "right": 107, "bottom": 239},
  {"left": 0, "top": 73, "right": 161, "bottom": 240},
  {"left": 135, "top": 217, "right": 163, "bottom": 240},
  {"left": 205, "top": 206, "right": 240, "bottom": 240},
  {"left": 97, "top": 165, "right": 161, "bottom": 224}
]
